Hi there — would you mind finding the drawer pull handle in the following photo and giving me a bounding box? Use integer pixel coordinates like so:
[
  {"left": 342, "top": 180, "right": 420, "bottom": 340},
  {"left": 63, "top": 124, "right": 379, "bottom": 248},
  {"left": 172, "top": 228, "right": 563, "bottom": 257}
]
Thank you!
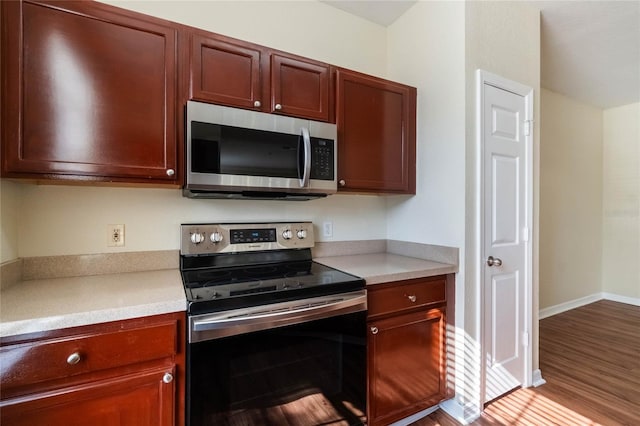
[
  {"left": 370, "top": 326, "right": 379, "bottom": 335},
  {"left": 66, "top": 352, "right": 81, "bottom": 365},
  {"left": 407, "top": 294, "right": 417, "bottom": 303},
  {"left": 253, "top": 100, "right": 261, "bottom": 108},
  {"left": 163, "top": 373, "right": 174, "bottom": 384}
]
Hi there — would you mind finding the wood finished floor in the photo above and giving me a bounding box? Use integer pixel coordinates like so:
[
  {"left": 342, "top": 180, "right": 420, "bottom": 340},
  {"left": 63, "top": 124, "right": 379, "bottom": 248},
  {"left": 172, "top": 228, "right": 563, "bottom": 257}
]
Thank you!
[{"left": 411, "top": 300, "right": 640, "bottom": 426}]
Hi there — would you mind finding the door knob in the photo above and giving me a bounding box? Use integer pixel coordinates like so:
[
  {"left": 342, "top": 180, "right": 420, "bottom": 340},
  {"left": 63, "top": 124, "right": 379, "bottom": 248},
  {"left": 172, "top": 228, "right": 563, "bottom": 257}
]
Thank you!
[{"left": 487, "top": 256, "right": 502, "bottom": 267}]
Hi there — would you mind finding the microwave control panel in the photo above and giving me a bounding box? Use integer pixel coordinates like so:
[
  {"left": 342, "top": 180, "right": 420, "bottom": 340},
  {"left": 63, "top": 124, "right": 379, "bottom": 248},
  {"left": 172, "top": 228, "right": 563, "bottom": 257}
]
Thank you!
[{"left": 310, "top": 139, "right": 335, "bottom": 180}]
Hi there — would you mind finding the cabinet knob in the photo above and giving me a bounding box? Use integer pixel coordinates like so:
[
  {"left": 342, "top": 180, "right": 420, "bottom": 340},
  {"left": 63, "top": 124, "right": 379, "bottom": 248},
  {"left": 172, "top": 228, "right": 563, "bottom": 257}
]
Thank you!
[
  {"left": 166, "top": 169, "right": 175, "bottom": 177},
  {"left": 66, "top": 352, "right": 81, "bottom": 365},
  {"left": 339, "top": 179, "right": 346, "bottom": 187},
  {"left": 162, "top": 372, "right": 173, "bottom": 384},
  {"left": 370, "top": 326, "right": 379, "bottom": 335},
  {"left": 407, "top": 294, "right": 417, "bottom": 303},
  {"left": 275, "top": 103, "right": 282, "bottom": 110},
  {"left": 253, "top": 100, "right": 261, "bottom": 108}
]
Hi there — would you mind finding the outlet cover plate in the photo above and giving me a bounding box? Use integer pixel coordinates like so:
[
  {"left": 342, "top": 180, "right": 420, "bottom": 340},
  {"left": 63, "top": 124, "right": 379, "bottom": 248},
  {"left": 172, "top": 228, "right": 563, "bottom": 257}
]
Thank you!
[{"left": 108, "top": 224, "right": 125, "bottom": 247}]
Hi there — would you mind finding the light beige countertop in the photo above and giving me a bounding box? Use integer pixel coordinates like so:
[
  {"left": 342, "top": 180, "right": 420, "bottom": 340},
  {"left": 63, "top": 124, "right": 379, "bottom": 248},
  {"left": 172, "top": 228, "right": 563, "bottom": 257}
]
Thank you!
[
  {"left": 314, "top": 253, "right": 457, "bottom": 285},
  {"left": 0, "top": 269, "right": 186, "bottom": 338},
  {"left": 0, "top": 242, "right": 458, "bottom": 338}
]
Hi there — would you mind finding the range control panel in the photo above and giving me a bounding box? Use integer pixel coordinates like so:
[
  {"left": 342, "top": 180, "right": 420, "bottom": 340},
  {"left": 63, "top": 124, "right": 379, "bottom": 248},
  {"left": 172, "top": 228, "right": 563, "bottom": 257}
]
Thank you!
[{"left": 180, "top": 222, "right": 315, "bottom": 256}]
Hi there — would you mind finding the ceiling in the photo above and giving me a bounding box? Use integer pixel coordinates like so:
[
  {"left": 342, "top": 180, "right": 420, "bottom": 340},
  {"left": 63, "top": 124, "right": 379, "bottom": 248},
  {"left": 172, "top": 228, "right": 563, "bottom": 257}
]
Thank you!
[
  {"left": 322, "top": 0, "right": 640, "bottom": 109},
  {"left": 322, "top": 0, "right": 417, "bottom": 26}
]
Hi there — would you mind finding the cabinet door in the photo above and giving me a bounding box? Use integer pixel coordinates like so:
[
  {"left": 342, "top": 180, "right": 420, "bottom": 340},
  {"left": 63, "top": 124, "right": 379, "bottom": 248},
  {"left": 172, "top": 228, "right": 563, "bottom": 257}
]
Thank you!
[
  {"left": 368, "top": 308, "right": 446, "bottom": 426},
  {"left": 336, "top": 69, "right": 416, "bottom": 194},
  {"left": 1, "top": 0, "right": 178, "bottom": 182},
  {"left": 190, "top": 34, "right": 263, "bottom": 110},
  {"left": 270, "top": 53, "right": 331, "bottom": 122},
  {"left": 0, "top": 366, "right": 175, "bottom": 426}
]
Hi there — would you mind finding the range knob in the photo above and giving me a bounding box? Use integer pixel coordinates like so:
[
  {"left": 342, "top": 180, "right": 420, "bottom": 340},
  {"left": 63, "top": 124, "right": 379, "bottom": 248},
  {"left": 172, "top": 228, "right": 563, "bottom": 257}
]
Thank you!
[
  {"left": 296, "top": 229, "right": 307, "bottom": 239},
  {"left": 282, "top": 229, "right": 293, "bottom": 240},
  {"left": 210, "top": 232, "right": 223, "bottom": 243},
  {"left": 190, "top": 232, "right": 205, "bottom": 244}
]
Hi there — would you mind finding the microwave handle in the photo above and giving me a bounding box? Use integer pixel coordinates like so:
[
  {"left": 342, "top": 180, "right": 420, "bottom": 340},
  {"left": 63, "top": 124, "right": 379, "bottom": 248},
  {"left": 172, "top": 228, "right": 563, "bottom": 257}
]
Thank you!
[{"left": 299, "top": 127, "right": 311, "bottom": 188}]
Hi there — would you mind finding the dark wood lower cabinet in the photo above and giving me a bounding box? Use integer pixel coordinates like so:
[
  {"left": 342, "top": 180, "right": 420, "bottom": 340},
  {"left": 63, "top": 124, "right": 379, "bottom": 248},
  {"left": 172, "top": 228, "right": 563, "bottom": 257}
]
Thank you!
[
  {"left": 0, "top": 312, "right": 185, "bottom": 426},
  {"left": 0, "top": 366, "right": 175, "bottom": 425},
  {"left": 367, "top": 275, "right": 451, "bottom": 426}
]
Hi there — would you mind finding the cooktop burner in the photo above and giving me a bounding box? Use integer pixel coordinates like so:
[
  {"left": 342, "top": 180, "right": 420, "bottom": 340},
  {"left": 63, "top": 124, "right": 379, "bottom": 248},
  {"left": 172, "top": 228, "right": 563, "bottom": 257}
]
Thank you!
[
  {"left": 180, "top": 222, "right": 365, "bottom": 315},
  {"left": 182, "top": 260, "right": 363, "bottom": 314},
  {"left": 184, "top": 261, "right": 311, "bottom": 288}
]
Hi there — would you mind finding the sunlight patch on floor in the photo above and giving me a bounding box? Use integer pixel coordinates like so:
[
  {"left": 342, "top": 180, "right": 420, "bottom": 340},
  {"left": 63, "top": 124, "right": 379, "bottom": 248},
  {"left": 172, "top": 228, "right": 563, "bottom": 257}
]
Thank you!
[{"left": 483, "top": 388, "right": 602, "bottom": 426}]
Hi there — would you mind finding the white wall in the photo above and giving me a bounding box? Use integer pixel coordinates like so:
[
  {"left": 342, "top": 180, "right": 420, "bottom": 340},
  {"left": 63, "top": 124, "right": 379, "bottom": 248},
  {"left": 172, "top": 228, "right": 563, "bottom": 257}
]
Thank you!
[
  {"left": 386, "top": 2, "right": 466, "bottom": 248},
  {"left": 0, "top": 180, "right": 22, "bottom": 263},
  {"left": 17, "top": 185, "right": 387, "bottom": 257},
  {"left": 386, "top": 0, "right": 468, "bottom": 416},
  {"left": 101, "top": 0, "right": 388, "bottom": 77},
  {"left": 540, "top": 89, "right": 603, "bottom": 309},
  {"left": 602, "top": 102, "right": 640, "bottom": 299},
  {"left": 2, "top": 0, "right": 392, "bottom": 258}
]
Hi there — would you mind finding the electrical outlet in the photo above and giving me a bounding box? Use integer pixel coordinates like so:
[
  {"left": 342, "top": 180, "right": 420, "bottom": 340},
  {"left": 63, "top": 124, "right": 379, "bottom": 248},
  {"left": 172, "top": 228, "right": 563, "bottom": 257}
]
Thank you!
[
  {"left": 322, "top": 221, "right": 333, "bottom": 238},
  {"left": 108, "top": 224, "right": 125, "bottom": 247}
]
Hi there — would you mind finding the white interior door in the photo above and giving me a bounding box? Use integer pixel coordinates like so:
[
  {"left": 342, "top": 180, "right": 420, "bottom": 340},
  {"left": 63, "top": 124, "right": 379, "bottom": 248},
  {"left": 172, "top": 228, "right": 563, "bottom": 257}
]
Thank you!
[{"left": 482, "top": 81, "right": 531, "bottom": 403}]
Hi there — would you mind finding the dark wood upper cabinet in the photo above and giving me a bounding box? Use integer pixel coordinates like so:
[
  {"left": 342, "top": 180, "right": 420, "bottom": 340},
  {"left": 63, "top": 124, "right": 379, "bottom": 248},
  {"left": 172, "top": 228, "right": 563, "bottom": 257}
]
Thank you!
[
  {"left": 336, "top": 69, "right": 416, "bottom": 194},
  {"left": 188, "top": 30, "right": 333, "bottom": 122},
  {"left": 270, "top": 53, "right": 331, "bottom": 122},
  {"left": 1, "top": 0, "right": 417, "bottom": 188},
  {"left": 1, "top": 0, "right": 179, "bottom": 183},
  {"left": 190, "top": 34, "right": 263, "bottom": 110}
]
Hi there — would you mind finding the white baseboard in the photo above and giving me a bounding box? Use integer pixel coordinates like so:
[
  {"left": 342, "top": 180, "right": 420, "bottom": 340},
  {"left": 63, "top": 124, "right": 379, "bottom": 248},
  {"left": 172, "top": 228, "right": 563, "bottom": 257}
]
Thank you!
[
  {"left": 538, "top": 293, "right": 603, "bottom": 319},
  {"left": 439, "top": 398, "right": 481, "bottom": 425},
  {"left": 532, "top": 369, "right": 546, "bottom": 387},
  {"left": 602, "top": 292, "right": 640, "bottom": 307},
  {"left": 539, "top": 292, "right": 640, "bottom": 319}
]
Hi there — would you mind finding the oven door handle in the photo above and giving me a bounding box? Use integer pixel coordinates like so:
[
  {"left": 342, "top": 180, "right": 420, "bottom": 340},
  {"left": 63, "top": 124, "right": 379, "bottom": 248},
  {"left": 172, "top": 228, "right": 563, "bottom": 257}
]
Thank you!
[{"left": 189, "top": 290, "right": 366, "bottom": 343}]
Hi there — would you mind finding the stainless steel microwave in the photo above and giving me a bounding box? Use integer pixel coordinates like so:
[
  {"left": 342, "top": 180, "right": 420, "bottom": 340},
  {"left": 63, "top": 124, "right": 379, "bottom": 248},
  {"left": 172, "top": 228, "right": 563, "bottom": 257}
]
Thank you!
[{"left": 184, "top": 101, "right": 337, "bottom": 200}]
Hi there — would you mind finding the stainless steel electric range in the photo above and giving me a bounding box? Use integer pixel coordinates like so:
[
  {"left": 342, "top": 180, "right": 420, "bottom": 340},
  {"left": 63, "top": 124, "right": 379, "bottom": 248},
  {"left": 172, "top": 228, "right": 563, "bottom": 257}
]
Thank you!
[{"left": 180, "top": 222, "right": 367, "bottom": 426}]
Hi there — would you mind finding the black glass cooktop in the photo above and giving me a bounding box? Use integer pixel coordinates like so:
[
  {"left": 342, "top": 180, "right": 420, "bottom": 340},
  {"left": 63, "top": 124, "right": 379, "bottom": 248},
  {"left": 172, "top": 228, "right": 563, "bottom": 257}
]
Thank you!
[{"left": 181, "top": 259, "right": 364, "bottom": 315}]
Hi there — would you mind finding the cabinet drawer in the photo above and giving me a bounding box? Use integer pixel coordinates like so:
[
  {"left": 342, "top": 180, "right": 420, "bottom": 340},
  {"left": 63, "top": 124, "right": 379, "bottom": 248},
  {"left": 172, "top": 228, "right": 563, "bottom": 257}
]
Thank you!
[
  {"left": 0, "top": 321, "right": 177, "bottom": 391},
  {"left": 368, "top": 277, "right": 445, "bottom": 318}
]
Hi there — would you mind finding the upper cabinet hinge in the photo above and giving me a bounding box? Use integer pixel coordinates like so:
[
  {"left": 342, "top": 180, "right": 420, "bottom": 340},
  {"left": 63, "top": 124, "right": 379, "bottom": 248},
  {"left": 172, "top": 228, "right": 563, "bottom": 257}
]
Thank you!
[{"left": 524, "top": 119, "right": 534, "bottom": 136}]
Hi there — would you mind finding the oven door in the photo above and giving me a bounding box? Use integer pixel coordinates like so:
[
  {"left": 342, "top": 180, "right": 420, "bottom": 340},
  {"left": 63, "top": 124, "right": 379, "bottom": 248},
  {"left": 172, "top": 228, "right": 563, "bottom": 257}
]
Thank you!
[{"left": 186, "top": 293, "right": 367, "bottom": 426}]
